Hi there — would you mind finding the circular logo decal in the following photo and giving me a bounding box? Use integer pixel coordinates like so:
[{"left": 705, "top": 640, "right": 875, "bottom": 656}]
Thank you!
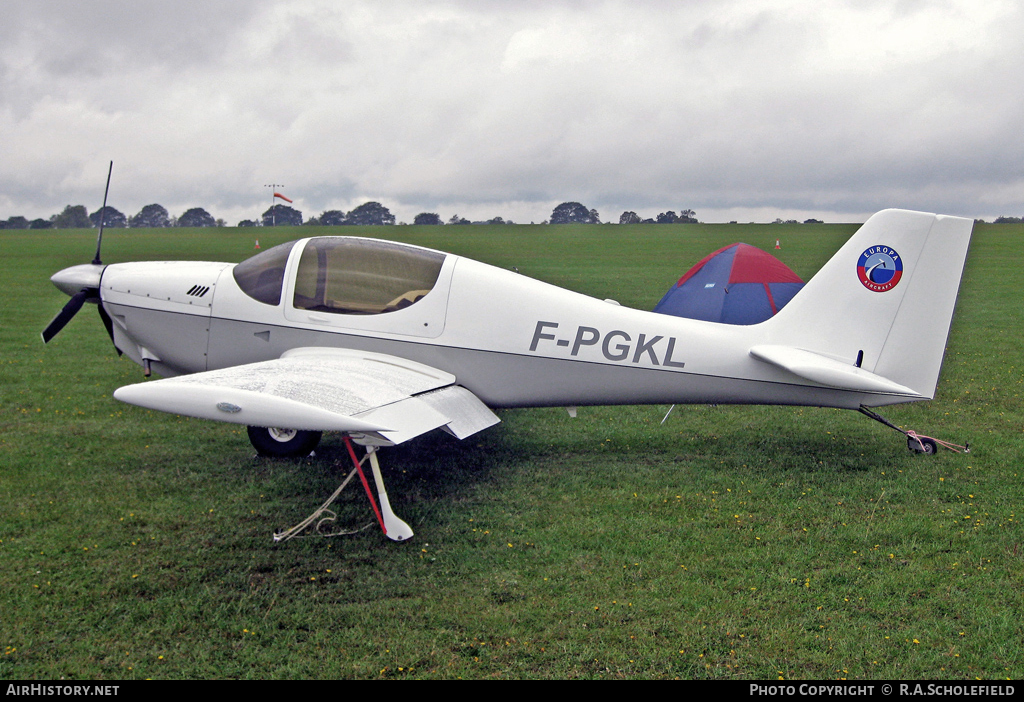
[{"left": 857, "top": 245, "right": 903, "bottom": 292}]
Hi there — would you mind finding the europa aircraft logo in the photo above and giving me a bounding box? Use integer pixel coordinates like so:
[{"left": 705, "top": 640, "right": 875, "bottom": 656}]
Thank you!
[{"left": 857, "top": 246, "right": 903, "bottom": 292}]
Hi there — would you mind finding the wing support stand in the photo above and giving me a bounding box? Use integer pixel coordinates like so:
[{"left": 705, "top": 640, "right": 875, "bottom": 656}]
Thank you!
[
  {"left": 272, "top": 438, "right": 414, "bottom": 543},
  {"left": 857, "top": 405, "right": 969, "bottom": 455},
  {"left": 368, "top": 446, "right": 414, "bottom": 541},
  {"left": 343, "top": 438, "right": 414, "bottom": 542}
]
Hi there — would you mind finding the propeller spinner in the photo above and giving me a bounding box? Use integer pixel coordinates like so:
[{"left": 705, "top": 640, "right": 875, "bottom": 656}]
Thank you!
[{"left": 41, "top": 264, "right": 105, "bottom": 343}]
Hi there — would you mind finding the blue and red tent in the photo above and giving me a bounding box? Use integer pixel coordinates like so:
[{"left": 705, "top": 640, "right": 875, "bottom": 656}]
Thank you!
[{"left": 653, "top": 243, "right": 804, "bottom": 325}]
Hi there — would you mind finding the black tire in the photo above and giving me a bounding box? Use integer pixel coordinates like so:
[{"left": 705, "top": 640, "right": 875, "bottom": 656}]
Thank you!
[
  {"left": 247, "top": 426, "right": 322, "bottom": 458},
  {"left": 907, "top": 436, "right": 938, "bottom": 455}
]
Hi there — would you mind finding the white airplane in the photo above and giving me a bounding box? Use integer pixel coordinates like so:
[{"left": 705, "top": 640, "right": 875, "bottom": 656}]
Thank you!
[{"left": 43, "top": 208, "right": 973, "bottom": 541}]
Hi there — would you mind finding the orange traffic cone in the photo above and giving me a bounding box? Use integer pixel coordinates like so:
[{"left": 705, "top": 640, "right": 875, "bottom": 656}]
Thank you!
[
  {"left": 775, "top": 239, "right": 781, "bottom": 249},
  {"left": 255, "top": 239, "right": 261, "bottom": 249}
]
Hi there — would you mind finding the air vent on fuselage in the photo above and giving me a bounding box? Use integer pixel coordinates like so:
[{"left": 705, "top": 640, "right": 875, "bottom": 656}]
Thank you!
[{"left": 186, "top": 285, "right": 211, "bottom": 297}]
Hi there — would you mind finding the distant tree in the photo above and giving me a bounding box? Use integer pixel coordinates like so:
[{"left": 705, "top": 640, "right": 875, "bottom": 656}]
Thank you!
[
  {"left": 678, "top": 209, "right": 697, "bottom": 223},
  {"left": 318, "top": 210, "right": 347, "bottom": 226},
  {"left": 803, "top": 218, "right": 823, "bottom": 224},
  {"left": 656, "top": 211, "right": 678, "bottom": 224},
  {"left": 130, "top": 204, "right": 170, "bottom": 228},
  {"left": 215, "top": 218, "right": 226, "bottom": 227},
  {"left": 262, "top": 204, "right": 303, "bottom": 226},
  {"left": 619, "top": 211, "right": 642, "bottom": 225},
  {"left": 994, "top": 216, "right": 1023, "bottom": 224},
  {"left": 486, "top": 216, "right": 506, "bottom": 225},
  {"left": 304, "top": 216, "right": 321, "bottom": 226},
  {"left": 413, "top": 212, "right": 442, "bottom": 225},
  {"left": 176, "top": 207, "right": 216, "bottom": 227},
  {"left": 448, "top": 214, "right": 470, "bottom": 225},
  {"left": 53, "top": 205, "right": 92, "bottom": 229},
  {"left": 30, "top": 218, "right": 52, "bottom": 229},
  {"left": 346, "top": 201, "right": 395, "bottom": 226},
  {"left": 5, "top": 216, "right": 29, "bottom": 229},
  {"left": 238, "top": 219, "right": 258, "bottom": 227},
  {"left": 89, "top": 206, "right": 126, "bottom": 228},
  {"left": 550, "top": 202, "right": 598, "bottom": 224}
]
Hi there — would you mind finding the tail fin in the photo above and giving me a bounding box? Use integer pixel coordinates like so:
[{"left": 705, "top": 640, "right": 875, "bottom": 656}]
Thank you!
[{"left": 760, "top": 209, "right": 973, "bottom": 402}]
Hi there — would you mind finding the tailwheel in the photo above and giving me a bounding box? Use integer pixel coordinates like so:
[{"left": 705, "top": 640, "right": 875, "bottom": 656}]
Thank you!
[
  {"left": 247, "top": 425, "right": 322, "bottom": 458},
  {"left": 907, "top": 435, "right": 938, "bottom": 455},
  {"left": 859, "top": 406, "right": 969, "bottom": 456}
]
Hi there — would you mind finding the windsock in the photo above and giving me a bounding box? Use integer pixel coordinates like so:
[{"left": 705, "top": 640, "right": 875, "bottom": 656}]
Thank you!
[{"left": 274, "top": 192, "right": 293, "bottom": 203}]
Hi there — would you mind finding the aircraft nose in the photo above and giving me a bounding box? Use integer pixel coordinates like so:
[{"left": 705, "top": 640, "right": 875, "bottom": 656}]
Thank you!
[{"left": 50, "top": 263, "right": 105, "bottom": 296}]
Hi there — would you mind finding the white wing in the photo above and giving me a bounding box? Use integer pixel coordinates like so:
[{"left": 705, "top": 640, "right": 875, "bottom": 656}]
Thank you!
[{"left": 113, "top": 347, "right": 500, "bottom": 446}]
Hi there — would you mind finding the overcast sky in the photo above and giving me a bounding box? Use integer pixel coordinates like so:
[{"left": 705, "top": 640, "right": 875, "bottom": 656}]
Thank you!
[{"left": 2, "top": 0, "right": 1022, "bottom": 225}]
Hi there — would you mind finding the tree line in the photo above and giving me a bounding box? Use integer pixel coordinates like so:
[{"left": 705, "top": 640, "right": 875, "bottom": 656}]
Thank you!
[
  {"left": 0, "top": 203, "right": 223, "bottom": 230},
  {"left": 245, "top": 201, "right": 703, "bottom": 227},
  {"left": 9, "top": 199, "right": 1024, "bottom": 231},
  {"left": 1, "top": 200, "right": 707, "bottom": 230}
]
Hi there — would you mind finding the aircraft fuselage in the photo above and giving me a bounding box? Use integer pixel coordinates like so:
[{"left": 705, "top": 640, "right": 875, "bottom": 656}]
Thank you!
[{"left": 96, "top": 236, "right": 913, "bottom": 412}]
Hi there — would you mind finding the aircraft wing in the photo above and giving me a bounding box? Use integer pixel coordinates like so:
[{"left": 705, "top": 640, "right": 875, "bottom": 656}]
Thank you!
[{"left": 112, "top": 347, "right": 500, "bottom": 446}]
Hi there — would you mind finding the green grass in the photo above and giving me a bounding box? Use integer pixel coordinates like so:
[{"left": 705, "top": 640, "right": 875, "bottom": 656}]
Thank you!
[{"left": 1, "top": 222, "right": 1022, "bottom": 679}]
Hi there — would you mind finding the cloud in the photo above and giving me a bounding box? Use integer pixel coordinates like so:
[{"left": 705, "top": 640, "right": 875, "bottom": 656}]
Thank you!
[{"left": 2, "top": 0, "right": 1022, "bottom": 224}]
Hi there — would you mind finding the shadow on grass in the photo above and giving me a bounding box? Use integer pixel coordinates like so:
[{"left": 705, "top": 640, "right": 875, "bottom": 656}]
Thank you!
[{"left": 243, "top": 404, "right": 918, "bottom": 526}]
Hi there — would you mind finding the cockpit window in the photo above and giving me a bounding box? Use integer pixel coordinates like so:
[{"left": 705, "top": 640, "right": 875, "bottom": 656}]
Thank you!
[
  {"left": 293, "top": 238, "right": 445, "bottom": 315},
  {"left": 233, "top": 241, "right": 297, "bottom": 305}
]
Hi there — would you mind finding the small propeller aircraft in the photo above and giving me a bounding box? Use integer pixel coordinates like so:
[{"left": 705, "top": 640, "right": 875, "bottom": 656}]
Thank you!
[{"left": 43, "top": 199, "right": 974, "bottom": 541}]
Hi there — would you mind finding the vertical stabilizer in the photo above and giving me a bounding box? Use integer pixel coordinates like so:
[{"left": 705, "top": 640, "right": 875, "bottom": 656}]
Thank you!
[{"left": 762, "top": 209, "right": 973, "bottom": 401}]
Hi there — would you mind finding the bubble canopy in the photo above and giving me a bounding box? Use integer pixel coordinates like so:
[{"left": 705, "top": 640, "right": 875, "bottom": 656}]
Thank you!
[{"left": 233, "top": 238, "right": 446, "bottom": 315}]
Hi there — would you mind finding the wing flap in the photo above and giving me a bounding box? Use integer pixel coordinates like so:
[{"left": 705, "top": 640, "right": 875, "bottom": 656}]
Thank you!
[
  {"left": 418, "top": 385, "right": 501, "bottom": 439},
  {"left": 353, "top": 396, "right": 452, "bottom": 446}
]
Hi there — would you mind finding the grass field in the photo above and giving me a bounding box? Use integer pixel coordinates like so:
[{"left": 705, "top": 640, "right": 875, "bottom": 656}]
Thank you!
[{"left": 1, "top": 221, "right": 1022, "bottom": 680}]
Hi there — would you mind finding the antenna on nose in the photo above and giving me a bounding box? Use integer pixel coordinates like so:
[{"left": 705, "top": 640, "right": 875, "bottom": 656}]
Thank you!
[{"left": 92, "top": 161, "right": 113, "bottom": 266}]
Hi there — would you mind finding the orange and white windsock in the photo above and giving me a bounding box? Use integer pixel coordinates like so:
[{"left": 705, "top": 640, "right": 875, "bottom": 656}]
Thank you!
[{"left": 273, "top": 192, "right": 293, "bottom": 203}]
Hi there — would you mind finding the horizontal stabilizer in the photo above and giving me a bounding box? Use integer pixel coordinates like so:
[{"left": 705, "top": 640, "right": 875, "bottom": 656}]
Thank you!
[{"left": 749, "top": 345, "right": 918, "bottom": 396}]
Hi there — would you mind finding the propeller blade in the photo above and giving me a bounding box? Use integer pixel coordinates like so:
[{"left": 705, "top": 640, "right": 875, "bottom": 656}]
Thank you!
[
  {"left": 93, "top": 161, "right": 113, "bottom": 265},
  {"left": 41, "top": 288, "right": 95, "bottom": 344},
  {"left": 96, "top": 303, "right": 122, "bottom": 356}
]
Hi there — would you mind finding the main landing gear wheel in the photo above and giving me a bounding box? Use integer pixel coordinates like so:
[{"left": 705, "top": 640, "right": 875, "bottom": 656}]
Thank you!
[
  {"left": 907, "top": 436, "right": 938, "bottom": 455},
  {"left": 247, "top": 426, "right": 322, "bottom": 458}
]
